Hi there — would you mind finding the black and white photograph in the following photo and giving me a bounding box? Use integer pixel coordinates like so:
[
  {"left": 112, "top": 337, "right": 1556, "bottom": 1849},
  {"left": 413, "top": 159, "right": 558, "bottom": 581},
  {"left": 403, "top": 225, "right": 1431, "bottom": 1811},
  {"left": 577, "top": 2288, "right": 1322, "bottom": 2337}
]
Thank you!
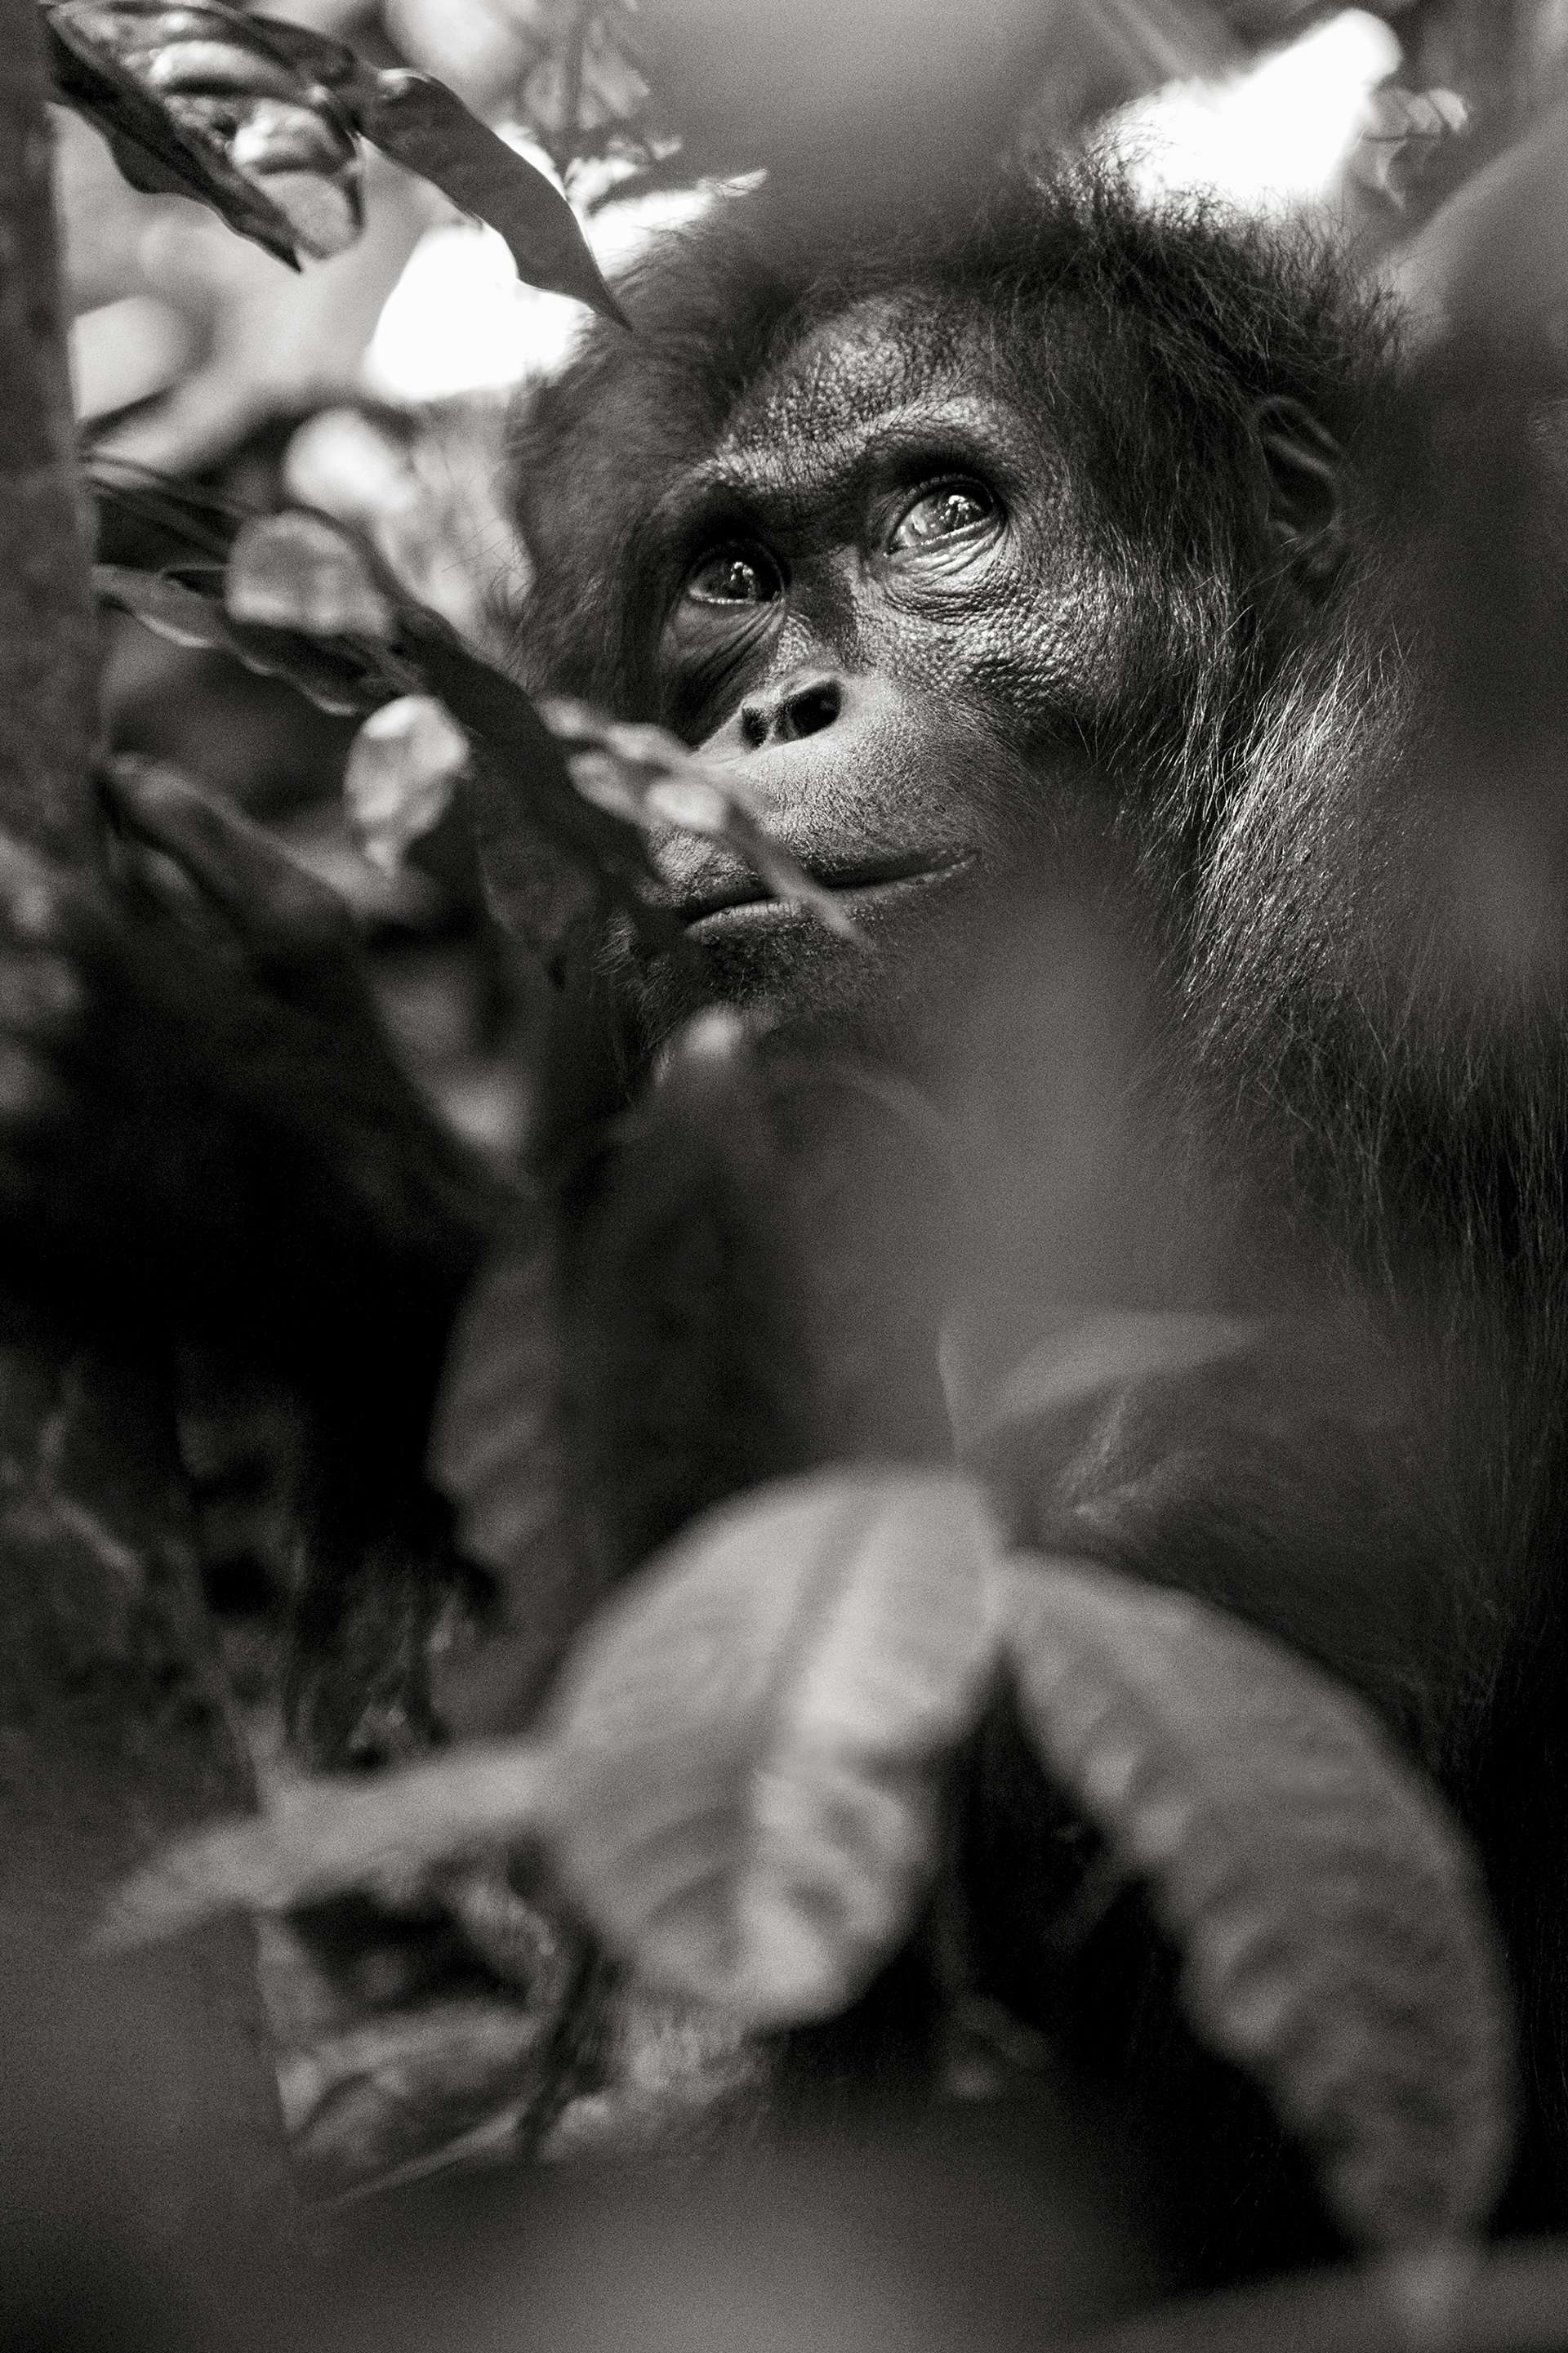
[{"left": 6, "top": 3, "right": 1568, "bottom": 2345}]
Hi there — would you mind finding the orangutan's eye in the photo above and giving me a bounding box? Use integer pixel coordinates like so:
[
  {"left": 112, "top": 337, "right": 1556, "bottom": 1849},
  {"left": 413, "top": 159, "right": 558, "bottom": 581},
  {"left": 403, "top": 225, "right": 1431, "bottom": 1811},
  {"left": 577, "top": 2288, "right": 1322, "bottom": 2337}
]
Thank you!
[
  {"left": 684, "top": 546, "right": 782, "bottom": 605},
  {"left": 889, "top": 480, "right": 996, "bottom": 552}
]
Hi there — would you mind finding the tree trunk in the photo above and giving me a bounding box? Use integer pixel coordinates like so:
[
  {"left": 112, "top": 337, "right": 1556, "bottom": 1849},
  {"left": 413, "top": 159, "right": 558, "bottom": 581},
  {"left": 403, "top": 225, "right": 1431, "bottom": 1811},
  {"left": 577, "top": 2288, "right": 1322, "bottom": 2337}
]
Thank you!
[{"left": 0, "top": 0, "right": 293, "bottom": 2267}]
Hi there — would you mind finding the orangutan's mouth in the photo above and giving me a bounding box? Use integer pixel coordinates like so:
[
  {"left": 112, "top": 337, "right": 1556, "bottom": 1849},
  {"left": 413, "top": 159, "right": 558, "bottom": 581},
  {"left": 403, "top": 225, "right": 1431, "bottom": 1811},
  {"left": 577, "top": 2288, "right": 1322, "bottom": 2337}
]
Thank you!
[{"left": 679, "top": 849, "right": 975, "bottom": 930}]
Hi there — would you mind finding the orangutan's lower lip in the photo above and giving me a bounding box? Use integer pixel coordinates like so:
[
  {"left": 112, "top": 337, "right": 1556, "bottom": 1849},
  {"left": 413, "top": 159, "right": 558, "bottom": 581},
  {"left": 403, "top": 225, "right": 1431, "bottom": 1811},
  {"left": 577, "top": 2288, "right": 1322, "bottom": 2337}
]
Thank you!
[{"left": 679, "top": 851, "right": 975, "bottom": 932}]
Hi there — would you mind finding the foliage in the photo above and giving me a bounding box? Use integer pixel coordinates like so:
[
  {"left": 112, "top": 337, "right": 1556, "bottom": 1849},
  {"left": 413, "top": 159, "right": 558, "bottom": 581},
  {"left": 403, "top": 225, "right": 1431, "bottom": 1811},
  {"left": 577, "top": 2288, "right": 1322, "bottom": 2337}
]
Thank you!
[
  {"left": 92, "top": 481, "right": 869, "bottom": 971},
  {"left": 102, "top": 1451, "right": 1514, "bottom": 2270},
  {"left": 43, "top": 0, "right": 622, "bottom": 310},
  {"left": 998, "top": 1556, "right": 1512, "bottom": 2255}
]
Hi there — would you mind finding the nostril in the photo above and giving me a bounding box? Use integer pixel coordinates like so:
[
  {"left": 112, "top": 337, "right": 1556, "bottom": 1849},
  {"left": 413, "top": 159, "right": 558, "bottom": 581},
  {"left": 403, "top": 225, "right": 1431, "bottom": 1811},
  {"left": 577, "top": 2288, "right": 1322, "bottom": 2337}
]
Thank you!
[{"left": 777, "top": 678, "right": 841, "bottom": 742}]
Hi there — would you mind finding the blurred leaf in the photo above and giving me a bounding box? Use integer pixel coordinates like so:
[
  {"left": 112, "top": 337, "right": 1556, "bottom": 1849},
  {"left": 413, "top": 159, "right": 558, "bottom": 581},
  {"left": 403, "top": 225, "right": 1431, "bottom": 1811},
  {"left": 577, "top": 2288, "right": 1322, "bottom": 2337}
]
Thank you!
[
  {"left": 282, "top": 400, "right": 531, "bottom": 653},
  {"left": 44, "top": 0, "right": 363, "bottom": 267},
  {"left": 1348, "top": 86, "right": 1470, "bottom": 213},
  {"left": 429, "top": 1230, "right": 602, "bottom": 1736},
  {"left": 538, "top": 1014, "right": 955, "bottom": 1601},
  {"left": 94, "top": 561, "right": 249, "bottom": 654},
  {"left": 509, "top": 0, "right": 664, "bottom": 180},
  {"left": 102, "top": 503, "right": 673, "bottom": 965},
  {"left": 632, "top": 0, "right": 1241, "bottom": 182},
  {"left": 405, "top": 626, "right": 676, "bottom": 967},
  {"left": 279, "top": 1988, "right": 559, "bottom": 2199},
  {"left": 544, "top": 1464, "right": 1000, "bottom": 2025},
  {"left": 344, "top": 693, "right": 469, "bottom": 874},
  {"left": 89, "top": 453, "right": 245, "bottom": 570},
  {"left": 964, "top": 1309, "right": 1262, "bottom": 1454},
  {"left": 100, "top": 1457, "right": 996, "bottom": 2011},
  {"left": 542, "top": 697, "right": 862, "bottom": 941},
  {"left": 550, "top": 1009, "right": 830, "bottom": 1582},
  {"left": 94, "top": 560, "right": 399, "bottom": 714},
  {"left": 432, "top": 1238, "right": 565, "bottom": 1591},
  {"left": 228, "top": 509, "right": 397, "bottom": 638},
  {"left": 352, "top": 70, "right": 629, "bottom": 326},
  {"left": 998, "top": 1554, "right": 1515, "bottom": 2256},
  {"left": 96, "top": 1739, "right": 557, "bottom": 1947}
]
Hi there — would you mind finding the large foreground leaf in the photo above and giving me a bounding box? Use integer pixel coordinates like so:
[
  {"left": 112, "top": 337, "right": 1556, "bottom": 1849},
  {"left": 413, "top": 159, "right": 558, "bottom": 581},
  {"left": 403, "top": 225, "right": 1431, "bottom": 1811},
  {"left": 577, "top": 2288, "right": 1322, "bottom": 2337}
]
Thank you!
[
  {"left": 997, "top": 1555, "right": 1514, "bottom": 2257},
  {"left": 546, "top": 1467, "right": 999, "bottom": 2025},
  {"left": 100, "top": 1464, "right": 997, "bottom": 2012}
]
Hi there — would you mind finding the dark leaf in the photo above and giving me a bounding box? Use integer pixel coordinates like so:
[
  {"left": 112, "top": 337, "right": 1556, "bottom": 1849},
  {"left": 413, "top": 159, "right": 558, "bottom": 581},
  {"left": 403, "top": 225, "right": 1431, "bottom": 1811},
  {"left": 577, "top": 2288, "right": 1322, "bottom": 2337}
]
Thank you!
[
  {"left": 278, "top": 1980, "right": 564, "bottom": 2201},
  {"left": 999, "top": 1554, "right": 1515, "bottom": 2257},
  {"left": 89, "top": 457, "right": 247, "bottom": 570},
  {"left": 45, "top": 2, "right": 362, "bottom": 266},
  {"left": 351, "top": 69, "right": 629, "bottom": 326},
  {"left": 548, "top": 1016, "right": 956, "bottom": 1594},
  {"left": 545, "top": 1464, "right": 1000, "bottom": 2024}
]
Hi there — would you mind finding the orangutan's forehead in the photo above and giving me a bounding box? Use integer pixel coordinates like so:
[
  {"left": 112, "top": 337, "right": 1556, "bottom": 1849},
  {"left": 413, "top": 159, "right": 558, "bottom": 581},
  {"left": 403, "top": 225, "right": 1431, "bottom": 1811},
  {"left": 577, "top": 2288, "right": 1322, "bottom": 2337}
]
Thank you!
[{"left": 715, "top": 296, "right": 951, "bottom": 464}]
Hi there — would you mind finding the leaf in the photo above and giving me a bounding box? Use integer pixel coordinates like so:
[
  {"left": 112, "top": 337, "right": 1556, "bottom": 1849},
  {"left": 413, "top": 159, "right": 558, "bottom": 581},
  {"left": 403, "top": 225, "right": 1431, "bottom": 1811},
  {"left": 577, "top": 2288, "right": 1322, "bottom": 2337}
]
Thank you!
[
  {"left": 46, "top": 2, "right": 626, "bottom": 322},
  {"left": 550, "top": 1009, "right": 830, "bottom": 1581},
  {"left": 541, "top": 697, "right": 862, "bottom": 941},
  {"left": 226, "top": 510, "right": 396, "bottom": 639},
  {"left": 45, "top": 1, "right": 363, "bottom": 267},
  {"left": 971, "top": 1309, "right": 1263, "bottom": 1451},
  {"left": 997, "top": 1554, "right": 1515, "bottom": 2255},
  {"left": 90, "top": 455, "right": 247, "bottom": 570},
  {"left": 431, "top": 1240, "right": 567, "bottom": 1589},
  {"left": 426, "top": 1227, "right": 609, "bottom": 1739},
  {"left": 351, "top": 69, "right": 629, "bottom": 327},
  {"left": 543, "top": 1465, "right": 1000, "bottom": 2025},
  {"left": 99, "top": 1461, "right": 996, "bottom": 2000},
  {"left": 511, "top": 0, "right": 665, "bottom": 180},
  {"left": 403, "top": 626, "right": 677, "bottom": 965},
  {"left": 95, "top": 1739, "right": 557, "bottom": 1950},
  {"left": 343, "top": 694, "right": 469, "bottom": 875},
  {"left": 100, "top": 524, "right": 675, "bottom": 965},
  {"left": 93, "top": 562, "right": 244, "bottom": 655},
  {"left": 94, "top": 562, "right": 399, "bottom": 715},
  {"left": 1348, "top": 86, "right": 1470, "bottom": 213}
]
